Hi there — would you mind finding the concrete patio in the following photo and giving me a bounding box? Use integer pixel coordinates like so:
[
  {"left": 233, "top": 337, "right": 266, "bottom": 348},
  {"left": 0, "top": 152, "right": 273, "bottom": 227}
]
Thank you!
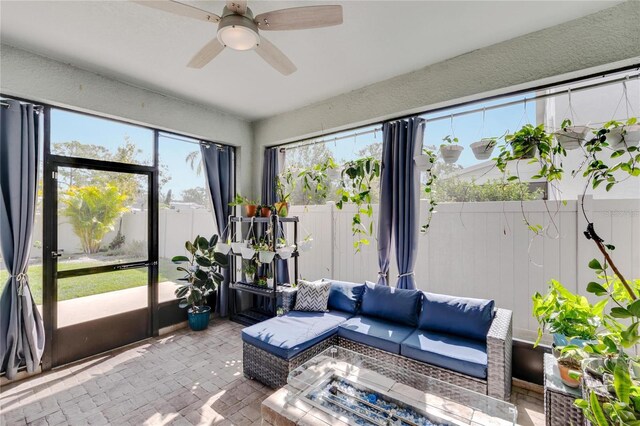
[{"left": 0, "top": 320, "right": 545, "bottom": 426}]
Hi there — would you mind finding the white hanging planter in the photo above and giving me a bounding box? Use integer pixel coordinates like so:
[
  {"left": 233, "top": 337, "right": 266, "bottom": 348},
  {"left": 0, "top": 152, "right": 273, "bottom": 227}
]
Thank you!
[
  {"left": 240, "top": 246, "right": 256, "bottom": 260},
  {"left": 231, "top": 242, "right": 246, "bottom": 255},
  {"left": 440, "top": 144, "right": 464, "bottom": 164},
  {"left": 608, "top": 125, "right": 640, "bottom": 148},
  {"left": 258, "top": 250, "right": 276, "bottom": 263},
  {"left": 555, "top": 126, "right": 590, "bottom": 150},
  {"left": 470, "top": 139, "right": 497, "bottom": 160},
  {"left": 298, "top": 238, "right": 313, "bottom": 252},
  {"left": 276, "top": 246, "right": 295, "bottom": 259},
  {"left": 215, "top": 242, "right": 231, "bottom": 255},
  {"left": 413, "top": 154, "right": 433, "bottom": 171}
]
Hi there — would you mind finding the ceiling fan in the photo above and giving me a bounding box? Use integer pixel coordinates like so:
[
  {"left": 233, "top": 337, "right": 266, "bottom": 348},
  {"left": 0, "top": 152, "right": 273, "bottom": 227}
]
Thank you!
[{"left": 133, "top": 0, "right": 343, "bottom": 75}]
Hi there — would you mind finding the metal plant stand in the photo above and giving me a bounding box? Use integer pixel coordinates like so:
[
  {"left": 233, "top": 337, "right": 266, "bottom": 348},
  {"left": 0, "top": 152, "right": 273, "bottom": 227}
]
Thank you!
[{"left": 228, "top": 215, "right": 299, "bottom": 325}]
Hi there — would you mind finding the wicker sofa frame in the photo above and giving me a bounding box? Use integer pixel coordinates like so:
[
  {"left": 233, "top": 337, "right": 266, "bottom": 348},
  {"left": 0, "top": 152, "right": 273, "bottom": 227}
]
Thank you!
[{"left": 242, "top": 306, "right": 513, "bottom": 401}]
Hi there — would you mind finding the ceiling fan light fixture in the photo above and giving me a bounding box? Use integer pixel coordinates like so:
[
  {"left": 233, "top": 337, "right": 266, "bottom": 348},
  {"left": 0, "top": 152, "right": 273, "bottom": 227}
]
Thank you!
[{"left": 218, "top": 24, "right": 259, "bottom": 50}]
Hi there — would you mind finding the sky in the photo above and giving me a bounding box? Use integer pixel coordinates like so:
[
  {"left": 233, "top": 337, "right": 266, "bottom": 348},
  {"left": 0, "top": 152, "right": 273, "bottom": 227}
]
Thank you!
[{"left": 50, "top": 109, "right": 206, "bottom": 197}]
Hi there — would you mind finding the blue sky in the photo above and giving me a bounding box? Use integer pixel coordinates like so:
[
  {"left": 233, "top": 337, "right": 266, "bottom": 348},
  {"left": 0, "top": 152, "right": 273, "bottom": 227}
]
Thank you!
[{"left": 51, "top": 109, "right": 205, "bottom": 196}]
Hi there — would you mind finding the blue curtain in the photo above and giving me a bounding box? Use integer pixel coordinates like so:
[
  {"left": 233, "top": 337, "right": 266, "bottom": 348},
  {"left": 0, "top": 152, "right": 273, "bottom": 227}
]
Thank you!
[
  {"left": 378, "top": 117, "right": 425, "bottom": 289},
  {"left": 0, "top": 100, "right": 45, "bottom": 379},
  {"left": 262, "top": 148, "right": 290, "bottom": 284},
  {"left": 201, "top": 144, "right": 234, "bottom": 316}
]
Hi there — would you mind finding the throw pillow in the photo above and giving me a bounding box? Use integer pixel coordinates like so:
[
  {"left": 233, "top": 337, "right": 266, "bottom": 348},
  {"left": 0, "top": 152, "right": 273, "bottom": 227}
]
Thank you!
[{"left": 294, "top": 279, "right": 331, "bottom": 312}]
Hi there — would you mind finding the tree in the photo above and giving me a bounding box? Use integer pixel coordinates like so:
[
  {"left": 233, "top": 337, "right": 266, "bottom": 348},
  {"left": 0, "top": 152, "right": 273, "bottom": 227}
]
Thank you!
[
  {"left": 61, "top": 184, "right": 129, "bottom": 254},
  {"left": 185, "top": 150, "right": 203, "bottom": 176},
  {"left": 164, "top": 189, "right": 173, "bottom": 205},
  {"left": 181, "top": 187, "right": 208, "bottom": 206},
  {"left": 428, "top": 177, "right": 543, "bottom": 203}
]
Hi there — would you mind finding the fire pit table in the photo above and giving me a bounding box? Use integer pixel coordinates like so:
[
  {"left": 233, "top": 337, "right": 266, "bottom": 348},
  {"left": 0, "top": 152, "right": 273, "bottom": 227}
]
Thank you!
[{"left": 261, "top": 346, "right": 517, "bottom": 426}]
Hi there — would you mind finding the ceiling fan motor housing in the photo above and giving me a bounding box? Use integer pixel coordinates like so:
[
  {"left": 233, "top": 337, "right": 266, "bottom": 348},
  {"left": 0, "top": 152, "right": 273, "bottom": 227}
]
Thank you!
[{"left": 217, "top": 6, "right": 260, "bottom": 51}]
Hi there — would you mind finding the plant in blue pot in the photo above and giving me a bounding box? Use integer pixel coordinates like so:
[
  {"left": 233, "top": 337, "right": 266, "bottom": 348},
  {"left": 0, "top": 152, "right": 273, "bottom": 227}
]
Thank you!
[
  {"left": 172, "top": 234, "right": 228, "bottom": 331},
  {"left": 532, "top": 279, "right": 606, "bottom": 351}
]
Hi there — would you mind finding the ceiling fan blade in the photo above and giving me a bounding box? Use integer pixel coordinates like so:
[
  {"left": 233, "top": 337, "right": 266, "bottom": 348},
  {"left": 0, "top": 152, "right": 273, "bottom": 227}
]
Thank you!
[
  {"left": 187, "top": 38, "right": 225, "bottom": 68},
  {"left": 255, "top": 36, "right": 296, "bottom": 75},
  {"left": 132, "top": 0, "right": 220, "bottom": 22},
  {"left": 255, "top": 5, "right": 343, "bottom": 31},
  {"left": 226, "top": 0, "right": 247, "bottom": 15}
]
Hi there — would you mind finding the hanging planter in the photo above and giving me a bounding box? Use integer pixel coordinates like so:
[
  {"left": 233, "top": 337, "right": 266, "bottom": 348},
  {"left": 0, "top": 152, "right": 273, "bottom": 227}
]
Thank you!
[
  {"left": 231, "top": 241, "right": 246, "bottom": 255},
  {"left": 413, "top": 153, "right": 433, "bottom": 170},
  {"left": 440, "top": 144, "right": 464, "bottom": 164},
  {"left": 607, "top": 123, "right": 640, "bottom": 148},
  {"left": 470, "top": 138, "right": 497, "bottom": 160},
  {"left": 215, "top": 242, "right": 231, "bottom": 255},
  {"left": 241, "top": 246, "right": 256, "bottom": 260},
  {"left": 276, "top": 246, "right": 295, "bottom": 259},
  {"left": 258, "top": 250, "right": 276, "bottom": 263},
  {"left": 555, "top": 125, "right": 590, "bottom": 150},
  {"left": 298, "top": 236, "right": 313, "bottom": 252}
]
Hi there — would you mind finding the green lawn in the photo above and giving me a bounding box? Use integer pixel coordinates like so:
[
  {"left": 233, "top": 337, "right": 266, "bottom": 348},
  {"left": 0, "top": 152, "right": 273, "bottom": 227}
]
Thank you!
[{"left": 0, "top": 260, "right": 181, "bottom": 305}]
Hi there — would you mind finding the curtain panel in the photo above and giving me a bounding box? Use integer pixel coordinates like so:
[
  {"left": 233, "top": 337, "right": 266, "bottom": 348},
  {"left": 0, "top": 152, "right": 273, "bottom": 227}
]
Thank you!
[
  {"left": 0, "top": 100, "right": 46, "bottom": 379},
  {"left": 378, "top": 117, "right": 425, "bottom": 289},
  {"left": 201, "top": 144, "right": 234, "bottom": 317}
]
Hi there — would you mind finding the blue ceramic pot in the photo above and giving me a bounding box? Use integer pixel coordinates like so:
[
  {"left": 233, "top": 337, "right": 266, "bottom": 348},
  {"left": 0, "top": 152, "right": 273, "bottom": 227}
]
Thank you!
[
  {"left": 188, "top": 306, "right": 211, "bottom": 331},
  {"left": 553, "top": 333, "right": 589, "bottom": 347}
]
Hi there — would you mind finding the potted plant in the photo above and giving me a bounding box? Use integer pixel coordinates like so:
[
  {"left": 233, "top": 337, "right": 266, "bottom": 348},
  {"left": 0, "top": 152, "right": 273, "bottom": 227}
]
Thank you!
[
  {"left": 276, "top": 237, "right": 295, "bottom": 259},
  {"left": 555, "top": 119, "right": 591, "bottom": 151},
  {"left": 215, "top": 238, "right": 231, "bottom": 255},
  {"left": 259, "top": 204, "right": 272, "bottom": 218},
  {"left": 532, "top": 279, "right": 605, "bottom": 348},
  {"left": 557, "top": 346, "right": 585, "bottom": 388},
  {"left": 255, "top": 238, "right": 276, "bottom": 263},
  {"left": 275, "top": 169, "right": 295, "bottom": 217},
  {"left": 439, "top": 135, "right": 464, "bottom": 164},
  {"left": 603, "top": 117, "right": 640, "bottom": 148},
  {"left": 172, "top": 234, "right": 228, "bottom": 331},
  {"left": 298, "top": 234, "right": 314, "bottom": 252},
  {"left": 229, "top": 194, "right": 258, "bottom": 217},
  {"left": 505, "top": 124, "right": 551, "bottom": 159},
  {"left": 470, "top": 137, "right": 497, "bottom": 160},
  {"left": 242, "top": 259, "right": 257, "bottom": 284}
]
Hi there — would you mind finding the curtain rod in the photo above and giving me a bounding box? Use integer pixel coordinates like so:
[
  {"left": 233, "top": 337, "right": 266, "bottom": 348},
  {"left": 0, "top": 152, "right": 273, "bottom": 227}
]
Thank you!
[
  {"left": 158, "top": 132, "right": 224, "bottom": 149},
  {"left": 1, "top": 100, "right": 44, "bottom": 111},
  {"left": 276, "top": 71, "right": 639, "bottom": 152}
]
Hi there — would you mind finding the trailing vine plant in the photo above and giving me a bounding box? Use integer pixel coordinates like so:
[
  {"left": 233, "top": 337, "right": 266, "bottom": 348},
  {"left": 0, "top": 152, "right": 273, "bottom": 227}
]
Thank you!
[
  {"left": 336, "top": 156, "right": 381, "bottom": 253},
  {"left": 420, "top": 146, "right": 439, "bottom": 233},
  {"left": 298, "top": 157, "right": 338, "bottom": 204}
]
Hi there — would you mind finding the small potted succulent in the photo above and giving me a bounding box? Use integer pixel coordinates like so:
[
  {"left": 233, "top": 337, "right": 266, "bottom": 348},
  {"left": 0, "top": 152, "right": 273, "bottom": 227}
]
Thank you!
[
  {"left": 255, "top": 238, "right": 276, "bottom": 263},
  {"left": 603, "top": 117, "right": 640, "bottom": 148},
  {"left": 554, "top": 119, "right": 591, "bottom": 151},
  {"left": 229, "top": 194, "right": 259, "bottom": 217},
  {"left": 275, "top": 169, "right": 295, "bottom": 217},
  {"left": 439, "top": 135, "right": 464, "bottom": 164},
  {"left": 470, "top": 137, "right": 498, "bottom": 160},
  {"left": 172, "top": 234, "right": 228, "bottom": 331}
]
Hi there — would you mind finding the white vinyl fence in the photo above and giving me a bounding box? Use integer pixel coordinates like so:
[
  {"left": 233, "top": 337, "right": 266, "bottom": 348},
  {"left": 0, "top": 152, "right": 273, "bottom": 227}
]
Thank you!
[{"left": 285, "top": 197, "right": 640, "bottom": 342}]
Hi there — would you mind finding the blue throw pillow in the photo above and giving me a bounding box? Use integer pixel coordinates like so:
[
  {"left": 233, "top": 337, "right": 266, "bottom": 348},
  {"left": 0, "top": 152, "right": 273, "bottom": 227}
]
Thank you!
[
  {"left": 418, "top": 292, "right": 495, "bottom": 341},
  {"left": 323, "top": 279, "right": 365, "bottom": 314},
  {"left": 360, "top": 282, "right": 422, "bottom": 327}
]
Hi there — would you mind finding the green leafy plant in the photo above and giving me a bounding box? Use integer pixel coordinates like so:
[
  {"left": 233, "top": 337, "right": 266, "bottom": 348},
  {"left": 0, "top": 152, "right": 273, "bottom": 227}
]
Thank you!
[
  {"left": 532, "top": 279, "right": 606, "bottom": 347},
  {"left": 298, "top": 157, "right": 338, "bottom": 204},
  {"left": 420, "top": 147, "right": 438, "bottom": 233},
  {"left": 171, "top": 234, "right": 228, "bottom": 311},
  {"left": 336, "top": 156, "right": 381, "bottom": 252},
  {"left": 61, "top": 184, "right": 129, "bottom": 254},
  {"left": 276, "top": 169, "right": 296, "bottom": 203},
  {"left": 228, "top": 194, "right": 256, "bottom": 207},
  {"left": 441, "top": 135, "right": 459, "bottom": 144}
]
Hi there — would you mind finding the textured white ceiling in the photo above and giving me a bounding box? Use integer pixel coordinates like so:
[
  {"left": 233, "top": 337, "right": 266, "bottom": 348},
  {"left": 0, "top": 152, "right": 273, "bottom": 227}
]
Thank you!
[{"left": 0, "top": 1, "right": 621, "bottom": 120}]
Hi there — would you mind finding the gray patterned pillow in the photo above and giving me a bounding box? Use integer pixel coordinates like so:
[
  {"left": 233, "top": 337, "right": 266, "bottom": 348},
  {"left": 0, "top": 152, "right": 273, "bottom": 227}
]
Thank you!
[{"left": 294, "top": 279, "right": 331, "bottom": 312}]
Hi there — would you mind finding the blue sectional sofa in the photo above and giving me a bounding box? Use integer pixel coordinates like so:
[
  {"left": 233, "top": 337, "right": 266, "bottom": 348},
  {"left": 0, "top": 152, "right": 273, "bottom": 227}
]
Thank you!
[{"left": 241, "top": 280, "right": 512, "bottom": 401}]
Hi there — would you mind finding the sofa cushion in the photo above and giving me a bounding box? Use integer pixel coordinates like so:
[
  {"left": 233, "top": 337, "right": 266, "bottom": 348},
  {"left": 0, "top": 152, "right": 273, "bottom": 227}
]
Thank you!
[
  {"left": 418, "top": 292, "right": 495, "bottom": 341},
  {"left": 338, "top": 316, "right": 415, "bottom": 354},
  {"left": 401, "top": 329, "right": 488, "bottom": 379},
  {"left": 242, "top": 310, "right": 351, "bottom": 360},
  {"left": 323, "top": 279, "right": 365, "bottom": 314},
  {"left": 360, "top": 282, "right": 422, "bottom": 326},
  {"left": 294, "top": 280, "right": 331, "bottom": 312}
]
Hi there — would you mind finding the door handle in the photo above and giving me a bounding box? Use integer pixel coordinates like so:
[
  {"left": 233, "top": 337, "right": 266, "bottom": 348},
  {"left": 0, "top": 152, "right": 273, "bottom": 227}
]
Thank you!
[{"left": 51, "top": 250, "right": 64, "bottom": 258}]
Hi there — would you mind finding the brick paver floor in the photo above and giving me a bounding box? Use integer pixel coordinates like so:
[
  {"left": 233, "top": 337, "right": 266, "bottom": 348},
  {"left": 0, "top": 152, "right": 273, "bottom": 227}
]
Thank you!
[{"left": 0, "top": 320, "right": 545, "bottom": 425}]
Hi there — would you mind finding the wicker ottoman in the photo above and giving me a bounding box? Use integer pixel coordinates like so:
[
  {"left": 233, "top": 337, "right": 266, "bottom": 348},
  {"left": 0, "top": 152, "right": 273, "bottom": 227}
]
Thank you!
[{"left": 544, "top": 354, "right": 584, "bottom": 426}]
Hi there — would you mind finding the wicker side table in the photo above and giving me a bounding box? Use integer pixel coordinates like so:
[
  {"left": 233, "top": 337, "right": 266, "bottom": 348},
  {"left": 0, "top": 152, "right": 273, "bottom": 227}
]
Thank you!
[{"left": 544, "top": 354, "right": 584, "bottom": 426}]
